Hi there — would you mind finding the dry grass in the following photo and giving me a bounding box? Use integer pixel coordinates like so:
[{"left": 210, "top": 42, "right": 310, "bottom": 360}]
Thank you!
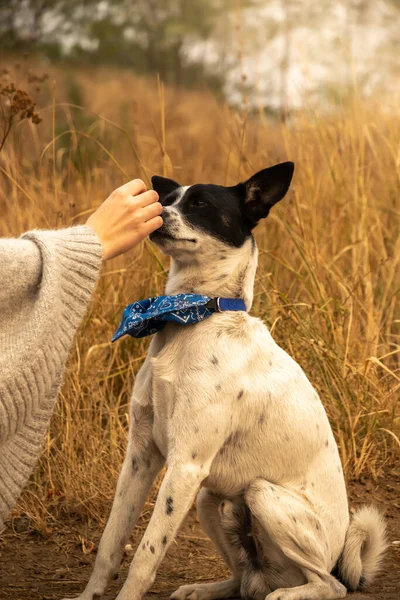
[{"left": 0, "top": 60, "right": 399, "bottom": 532}]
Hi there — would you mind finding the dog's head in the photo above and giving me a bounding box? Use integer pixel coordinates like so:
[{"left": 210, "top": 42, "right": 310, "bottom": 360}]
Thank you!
[{"left": 150, "top": 162, "right": 294, "bottom": 259}]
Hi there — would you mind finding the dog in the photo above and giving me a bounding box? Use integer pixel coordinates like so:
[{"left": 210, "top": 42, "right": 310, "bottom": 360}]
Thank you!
[{"left": 64, "top": 162, "right": 387, "bottom": 600}]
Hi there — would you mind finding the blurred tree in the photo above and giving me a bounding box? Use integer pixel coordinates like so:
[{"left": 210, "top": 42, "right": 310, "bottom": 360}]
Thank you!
[
  {"left": 2, "top": 1, "right": 398, "bottom": 109},
  {"left": 0, "top": 0, "right": 237, "bottom": 91}
]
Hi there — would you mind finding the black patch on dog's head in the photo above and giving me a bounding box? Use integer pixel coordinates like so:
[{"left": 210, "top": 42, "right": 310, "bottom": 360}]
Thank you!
[{"left": 151, "top": 162, "right": 294, "bottom": 248}]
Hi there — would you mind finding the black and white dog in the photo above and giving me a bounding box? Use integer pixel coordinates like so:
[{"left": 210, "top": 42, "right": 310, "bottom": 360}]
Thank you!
[{"left": 65, "top": 162, "right": 386, "bottom": 600}]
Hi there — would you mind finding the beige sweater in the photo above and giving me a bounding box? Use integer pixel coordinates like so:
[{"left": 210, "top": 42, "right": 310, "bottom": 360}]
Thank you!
[{"left": 0, "top": 225, "right": 103, "bottom": 530}]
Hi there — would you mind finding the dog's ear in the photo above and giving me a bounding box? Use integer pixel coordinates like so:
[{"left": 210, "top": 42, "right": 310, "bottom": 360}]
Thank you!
[
  {"left": 152, "top": 176, "right": 180, "bottom": 199},
  {"left": 238, "top": 162, "right": 294, "bottom": 228}
]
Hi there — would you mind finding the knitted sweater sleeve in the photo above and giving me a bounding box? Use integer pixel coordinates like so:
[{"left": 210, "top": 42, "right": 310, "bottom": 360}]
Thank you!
[{"left": 0, "top": 225, "right": 103, "bottom": 530}]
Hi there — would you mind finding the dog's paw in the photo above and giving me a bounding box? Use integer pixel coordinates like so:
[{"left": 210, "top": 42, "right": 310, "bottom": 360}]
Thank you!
[
  {"left": 171, "top": 584, "right": 202, "bottom": 600},
  {"left": 171, "top": 580, "right": 239, "bottom": 600},
  {"left": 265, "top": 582, "right": 347, "bottom": 600}
]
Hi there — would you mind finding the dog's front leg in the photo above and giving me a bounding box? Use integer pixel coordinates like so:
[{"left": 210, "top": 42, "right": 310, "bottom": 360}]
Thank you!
[
  {"left": 63, "top": 403, "right": 164, "bottom": 600},
  {"left": 115, "top": 460, "right": 208, "bottom": 600}
]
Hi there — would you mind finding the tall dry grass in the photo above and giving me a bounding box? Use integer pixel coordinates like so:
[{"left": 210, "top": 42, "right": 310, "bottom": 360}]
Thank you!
[{"left": 0, "top": 61, "right": 399, "bottom": 531}]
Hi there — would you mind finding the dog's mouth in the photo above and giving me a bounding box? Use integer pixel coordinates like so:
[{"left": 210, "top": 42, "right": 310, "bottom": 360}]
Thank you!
[{"left": 150, "top": 229, "right": 197, "bottom": 244}]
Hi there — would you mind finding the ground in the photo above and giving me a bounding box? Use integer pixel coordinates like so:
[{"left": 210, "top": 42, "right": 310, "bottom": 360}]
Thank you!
[{"left": 1, "top": 474, "right": 399, "bottom": 600}]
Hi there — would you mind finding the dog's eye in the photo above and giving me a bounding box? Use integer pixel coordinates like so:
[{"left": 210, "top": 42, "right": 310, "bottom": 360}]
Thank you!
[{"left": 190, "top": 197, "right": 207, "bottom": 208}]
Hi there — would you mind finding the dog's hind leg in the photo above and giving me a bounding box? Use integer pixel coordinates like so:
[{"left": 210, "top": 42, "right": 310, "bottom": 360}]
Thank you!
[
  {"left": 245, "top": 479, "right": 347, "bottom": 600},
  {"left": 171, "top": 489, "right": 242, "bottom": 600}
]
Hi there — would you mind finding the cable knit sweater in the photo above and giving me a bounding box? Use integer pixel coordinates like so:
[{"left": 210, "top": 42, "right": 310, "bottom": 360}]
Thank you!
[{"left": 0, "top": 225, "right": 103, "bottom": 530}]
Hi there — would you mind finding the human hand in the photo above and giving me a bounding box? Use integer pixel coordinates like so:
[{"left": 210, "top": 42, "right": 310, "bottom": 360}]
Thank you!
[{"left": 86, "top": 179, "right": 162, "bottom": 261}]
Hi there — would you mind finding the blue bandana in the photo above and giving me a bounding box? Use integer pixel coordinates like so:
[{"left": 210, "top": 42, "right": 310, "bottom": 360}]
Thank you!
[{"left": 112, "top": 294, "right": 247, "bottom": 341}]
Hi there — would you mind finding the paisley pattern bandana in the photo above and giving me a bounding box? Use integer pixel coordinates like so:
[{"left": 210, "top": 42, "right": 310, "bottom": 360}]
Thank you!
[{"left": 112, "top": 294, "right": 247, "bottom": 341}]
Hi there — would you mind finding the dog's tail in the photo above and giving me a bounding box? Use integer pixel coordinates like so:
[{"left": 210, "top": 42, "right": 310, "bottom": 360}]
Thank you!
[{"left": 336, "top": 506, "right": 387, "bottom": 591}]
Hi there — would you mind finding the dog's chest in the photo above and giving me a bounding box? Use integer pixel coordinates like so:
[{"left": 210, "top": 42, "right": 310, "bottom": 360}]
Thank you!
[
  {"left": 148, "top": 341, "right": 183, "bottom": 459},
  {"left": 146, "top": 323, "right": 226, "bottom": 459}
]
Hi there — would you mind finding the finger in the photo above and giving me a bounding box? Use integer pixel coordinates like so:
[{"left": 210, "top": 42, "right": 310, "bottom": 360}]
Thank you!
[
  {"left": 118, "top": 178, "right": 147, "bottom": 196},
  {"left": 142, "top": 216, "right": 163, "bottom": 236},
  {"left": 135, "top": 189, "right": 159, "bottom": 207},
  {"left": 142, "top": 200, "right": 163, "bottom": 221}
]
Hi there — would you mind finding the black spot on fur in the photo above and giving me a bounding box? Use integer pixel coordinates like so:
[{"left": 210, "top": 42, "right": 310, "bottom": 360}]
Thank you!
[
  {"left": 194, "top": 426, "right": 199, "bottom": 434},
  {"left": 225, "top": 431, "right": 241, "bottom": 447},
  {"left": 232, "top": 268, "right": 247, "bottom": 298},
  {"left": 192, "top": 452, "right": 197, "bottom": 459},
  {"left": 316, "top": 522, "right": 320, "bottom": 530},
  {"left": 216, "top": 384, "right": 221, "bottom": 391},
  {"left": 150, "top": 545, "right": 155, "bottom": 554},
  {"left": 132, "top": 457, "right": 139, "bottom": 475},
  {"left": 258, "top": 413, "right": 265, "bottom": 425},
  {"left": 237, "top": 389, "right": 244, "bottom": 400},
  {"left": 217, "top": 444, "right": 227, "bottom": 457},
  {"left": 142, "top": 543, "right": 146, "bottom": 550},
  {"left": 162, "top": 535, "right": 167, "bottom": 545},
  {"left": 220, "top": 255, "right": 227, "bottom": 260},
  {"left": 325, "top": 440, "right": 329, "bottom": 447},
  {"left": 211, "top": 355, "right": 219, "bottom": 365},
  {"left": 166, "top": 496, "right": 174, "bottom": 515},
  {"left": 288, "top": 534, "right": 304, "bottom": 554},
  {"left": 92, "top": 595, "right": 101, "bottom": 600},
  {"left": 269, "top": 360, "right": 272, "bottom": 366},
  {"left": 215, "top": 427, "right": 219, "bottom": 434},
  {"left": 292, "top": 516, "right": 297, "bottom": 523},
  {"left": 113, "top": 573, "right": 119, "bottom": 580}
]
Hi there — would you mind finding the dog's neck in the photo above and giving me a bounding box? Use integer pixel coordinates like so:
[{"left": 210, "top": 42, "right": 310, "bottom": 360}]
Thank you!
[{"left": 165, "top": 237, "right": 257, "bottom": 310}]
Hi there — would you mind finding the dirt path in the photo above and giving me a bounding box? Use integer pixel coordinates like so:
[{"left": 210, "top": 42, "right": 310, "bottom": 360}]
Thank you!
[{"left": 1, "top": 475, "right": 399, "bottom": 600}]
